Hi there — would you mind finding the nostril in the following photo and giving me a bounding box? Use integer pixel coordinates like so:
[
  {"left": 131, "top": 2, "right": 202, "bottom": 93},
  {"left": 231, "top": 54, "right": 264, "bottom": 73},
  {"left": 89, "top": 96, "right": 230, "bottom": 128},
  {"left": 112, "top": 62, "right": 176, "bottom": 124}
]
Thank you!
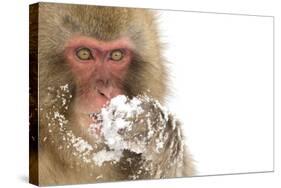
[
  {"left": 96, "top": 80, "right": 104, "bottom": 87},
  {"left": 96, "top": 79, "right": 109, "bottom": 87}
]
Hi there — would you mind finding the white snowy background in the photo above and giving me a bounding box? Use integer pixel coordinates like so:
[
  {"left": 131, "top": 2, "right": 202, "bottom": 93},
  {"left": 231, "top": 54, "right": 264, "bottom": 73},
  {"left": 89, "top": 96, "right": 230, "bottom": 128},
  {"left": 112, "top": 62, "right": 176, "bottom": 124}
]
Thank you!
[{"left": 157, "top": 10, "right": 273, "bottom": 175}]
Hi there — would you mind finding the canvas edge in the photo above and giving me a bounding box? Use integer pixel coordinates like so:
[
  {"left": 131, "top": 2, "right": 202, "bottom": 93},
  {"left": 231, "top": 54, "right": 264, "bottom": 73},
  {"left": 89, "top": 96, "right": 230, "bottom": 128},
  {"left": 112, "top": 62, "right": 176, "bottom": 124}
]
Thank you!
[{"left": 29, "top": 2, "right": 39, "bottom": 186}]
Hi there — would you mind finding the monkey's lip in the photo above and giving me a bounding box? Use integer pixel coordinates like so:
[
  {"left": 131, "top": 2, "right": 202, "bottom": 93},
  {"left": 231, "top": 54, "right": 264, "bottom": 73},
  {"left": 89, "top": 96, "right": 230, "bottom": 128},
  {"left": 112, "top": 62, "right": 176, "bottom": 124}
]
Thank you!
[
  {"left": 90, "top": 88, "right": 123, "bottom": 113},
  {"left": 97, "top": 89, "right": 110, "bottom": 100},
  {"left": 95, "top": 89, "right": 111, "bottom": 110},
  {"left": 77, "top": 89, "right": 111, "bottom": 114}
]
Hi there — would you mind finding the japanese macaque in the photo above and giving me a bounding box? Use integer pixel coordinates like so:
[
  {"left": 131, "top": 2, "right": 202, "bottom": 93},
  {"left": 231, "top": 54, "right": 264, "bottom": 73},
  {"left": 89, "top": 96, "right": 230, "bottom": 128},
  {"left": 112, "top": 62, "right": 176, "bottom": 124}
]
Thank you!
[{"left": 29, "top": 2, "right": 194, "bottom": 186}]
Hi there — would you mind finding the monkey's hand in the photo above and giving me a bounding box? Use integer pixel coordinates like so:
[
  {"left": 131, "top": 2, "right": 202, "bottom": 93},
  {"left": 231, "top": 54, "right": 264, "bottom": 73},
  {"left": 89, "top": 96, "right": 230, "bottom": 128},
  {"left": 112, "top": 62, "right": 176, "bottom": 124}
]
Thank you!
[{"left": 89, "top": 95, "right": 187, "bottom": 179}]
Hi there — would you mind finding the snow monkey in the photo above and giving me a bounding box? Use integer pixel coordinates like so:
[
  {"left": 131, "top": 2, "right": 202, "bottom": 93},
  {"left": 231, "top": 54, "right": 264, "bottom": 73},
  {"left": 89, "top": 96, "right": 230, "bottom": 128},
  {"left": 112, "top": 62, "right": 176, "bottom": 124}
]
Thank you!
[{"left": 29, "top": 2, "right": 194, "bottom": 186}]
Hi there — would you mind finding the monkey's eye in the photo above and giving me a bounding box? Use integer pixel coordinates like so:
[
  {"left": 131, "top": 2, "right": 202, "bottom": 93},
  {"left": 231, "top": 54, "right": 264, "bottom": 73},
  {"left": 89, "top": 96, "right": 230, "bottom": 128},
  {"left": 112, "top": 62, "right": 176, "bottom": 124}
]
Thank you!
[
  {"left": 110, "top": 49, "right": 124, "bottom": 61},
  {"left": 76, "top": 48, "right": 92, "bottom": 60}
]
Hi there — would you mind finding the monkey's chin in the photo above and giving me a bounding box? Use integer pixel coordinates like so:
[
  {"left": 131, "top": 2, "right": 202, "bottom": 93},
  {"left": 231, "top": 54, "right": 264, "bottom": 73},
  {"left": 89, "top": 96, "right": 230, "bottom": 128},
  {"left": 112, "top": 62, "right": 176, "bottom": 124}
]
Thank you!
[{"left": 93, "top": 95, "right": 110, "bottom": 112}]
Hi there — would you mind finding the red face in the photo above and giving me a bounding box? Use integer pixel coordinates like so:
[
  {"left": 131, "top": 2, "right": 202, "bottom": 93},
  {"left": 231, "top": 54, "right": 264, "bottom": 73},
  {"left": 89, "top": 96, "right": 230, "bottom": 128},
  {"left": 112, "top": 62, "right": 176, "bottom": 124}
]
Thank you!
[{"left": 64, "top": 36, "right": 134, "bottom": 114}]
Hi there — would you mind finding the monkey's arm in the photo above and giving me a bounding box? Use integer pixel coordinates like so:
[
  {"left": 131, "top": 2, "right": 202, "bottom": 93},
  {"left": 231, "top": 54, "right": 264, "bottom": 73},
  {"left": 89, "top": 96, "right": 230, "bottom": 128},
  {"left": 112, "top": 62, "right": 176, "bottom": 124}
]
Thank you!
[
  {"left": 92, "top": 96, "right": 194, "bottom": 180},
  {"left": 116, "top": 103, "right": 194, "bottom": 179}
]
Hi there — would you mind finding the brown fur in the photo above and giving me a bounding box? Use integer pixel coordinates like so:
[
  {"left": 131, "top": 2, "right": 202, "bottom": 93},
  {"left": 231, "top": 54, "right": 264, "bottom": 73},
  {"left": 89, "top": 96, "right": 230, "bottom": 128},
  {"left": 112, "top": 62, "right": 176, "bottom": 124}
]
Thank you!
[{"left": 29, "top": 2, "right": 194, "bottom": 186}]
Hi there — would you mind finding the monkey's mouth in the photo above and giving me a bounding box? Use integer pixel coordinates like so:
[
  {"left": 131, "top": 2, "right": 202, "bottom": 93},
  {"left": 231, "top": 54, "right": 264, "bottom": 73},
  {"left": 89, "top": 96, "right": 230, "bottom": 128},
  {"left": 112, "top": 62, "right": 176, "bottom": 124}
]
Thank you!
[
  {"left": 97, "top": 89, "right": 109, "bottom": 99},
  {"left": 93, "top": 89, "right": 111, "bottom": 111},
  {"left": 77, "top": 86, "right": 123, "bottom": 114},
  {"left": 96, "top": 89, "right": 112, "bottom": 106},
  {"left": 95, "top": 86, "right": 123, "bottom": 105}
]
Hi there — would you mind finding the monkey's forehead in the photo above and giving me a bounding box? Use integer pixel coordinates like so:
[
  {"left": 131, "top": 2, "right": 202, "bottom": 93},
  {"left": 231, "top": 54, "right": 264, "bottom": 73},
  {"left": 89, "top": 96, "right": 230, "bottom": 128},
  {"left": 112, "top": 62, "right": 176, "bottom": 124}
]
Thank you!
[{"left": 38, "top": 3, "right": 156, "bottom": 41}]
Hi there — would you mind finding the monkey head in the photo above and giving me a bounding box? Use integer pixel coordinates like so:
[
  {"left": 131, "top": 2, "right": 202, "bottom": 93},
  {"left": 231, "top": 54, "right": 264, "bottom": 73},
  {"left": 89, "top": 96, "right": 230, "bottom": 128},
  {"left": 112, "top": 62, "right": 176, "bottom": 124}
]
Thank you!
[{"left": 39, "top": 4, "right": 168, "bottom": 116}]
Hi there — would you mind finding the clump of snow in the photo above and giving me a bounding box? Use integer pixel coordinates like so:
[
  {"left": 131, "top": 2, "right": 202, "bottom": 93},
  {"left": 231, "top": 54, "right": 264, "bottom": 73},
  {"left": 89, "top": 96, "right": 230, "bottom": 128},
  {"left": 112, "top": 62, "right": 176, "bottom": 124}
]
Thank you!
[
  {"left": 99, "top": 95, "right": 144, "bottom": 151},
  {"left": 88, "top": 95, "right": 172, "bottom": 166}
]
